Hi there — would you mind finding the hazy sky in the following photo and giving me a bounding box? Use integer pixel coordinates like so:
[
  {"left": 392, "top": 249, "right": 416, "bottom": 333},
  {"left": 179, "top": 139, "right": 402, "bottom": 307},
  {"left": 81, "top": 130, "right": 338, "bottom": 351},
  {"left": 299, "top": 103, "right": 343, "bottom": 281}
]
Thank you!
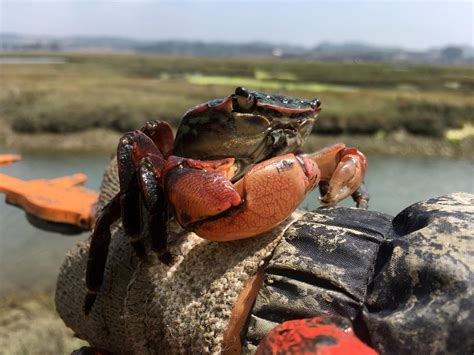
[{"left": 1, "top": 1, "right": 472, "bottom": 50}]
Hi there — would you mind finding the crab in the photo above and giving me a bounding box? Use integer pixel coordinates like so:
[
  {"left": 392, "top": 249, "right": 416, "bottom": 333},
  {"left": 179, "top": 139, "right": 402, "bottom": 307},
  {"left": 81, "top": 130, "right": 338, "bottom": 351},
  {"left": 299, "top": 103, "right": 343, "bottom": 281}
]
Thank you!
[{"left": 84, "top": 87, "right": 369, "bottom": 314}]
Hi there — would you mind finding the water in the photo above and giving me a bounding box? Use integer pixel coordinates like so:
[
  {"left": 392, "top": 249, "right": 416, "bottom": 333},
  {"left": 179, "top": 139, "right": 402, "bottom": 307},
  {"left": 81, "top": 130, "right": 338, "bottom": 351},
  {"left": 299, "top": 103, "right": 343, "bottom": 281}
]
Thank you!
[
  {"left": 0, "top": 151, "right": 472, "bottom": 295},
  {"left": 0, "top": 151, "right": 110, "bottom": 295}
]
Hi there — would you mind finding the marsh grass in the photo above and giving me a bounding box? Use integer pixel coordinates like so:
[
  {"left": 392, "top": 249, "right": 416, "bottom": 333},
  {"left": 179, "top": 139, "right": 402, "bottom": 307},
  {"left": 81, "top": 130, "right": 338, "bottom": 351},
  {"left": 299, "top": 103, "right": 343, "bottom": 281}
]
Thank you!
[{"left": 1, "top": 52, "right": 473, "bottom": 137}]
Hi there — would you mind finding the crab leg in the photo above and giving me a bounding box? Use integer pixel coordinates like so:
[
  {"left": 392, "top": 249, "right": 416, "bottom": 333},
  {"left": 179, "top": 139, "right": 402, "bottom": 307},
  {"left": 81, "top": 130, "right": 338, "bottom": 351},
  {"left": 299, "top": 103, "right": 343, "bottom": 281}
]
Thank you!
[
  {"left": 84, "top": 194, "right": 121, "bottom": 315},
  {"left": 117, "top": 132, "right": 153, "bottom": 259},
  {"left": 140, "top": 120, "right": 175, "bottom": 158},
  {"left": 165, "top": 154, "right": 320, "bottom": 241},
  {"left": 84, "top": 133, "right": 157, "bottom": 315},
  {"left": 351, "top": 183, "right": 370, "bottom": 209},
  {"left": 306, "top": 143, "right": 369, "bottom": 208},
  {"left": 84, "top": 124, "right": 174, "bottom": 315},
  {"left": 138, "top": 155, "right": 175, "bottom": 264},
  {"left": 138, "top": 120, "right": 181, "bottom": 261}
]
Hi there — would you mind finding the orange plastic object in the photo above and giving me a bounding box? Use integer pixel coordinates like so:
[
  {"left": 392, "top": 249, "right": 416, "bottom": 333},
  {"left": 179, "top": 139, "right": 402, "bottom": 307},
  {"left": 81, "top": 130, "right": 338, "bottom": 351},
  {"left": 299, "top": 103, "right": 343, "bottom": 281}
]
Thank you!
[
  {"left": 257, "top": 316, "right": 377, "bottom": 355},
  {"left": 0, "top": 155, "right": 98, "bottom": 230},
  {"left": 0, "top": 154, "right": 22, "bottom": 166}
]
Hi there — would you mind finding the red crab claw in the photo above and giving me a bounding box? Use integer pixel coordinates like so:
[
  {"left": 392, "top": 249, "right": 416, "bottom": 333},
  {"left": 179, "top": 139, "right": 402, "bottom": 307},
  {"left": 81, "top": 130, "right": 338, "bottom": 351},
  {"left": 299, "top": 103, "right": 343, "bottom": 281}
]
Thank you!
[
  {"left": 306, "top": 143, "right": 368, "bottom": 208},
  {"left": 163, "top": 156, "right": 241, "bottom": 225},
  {"left": 164, "top": 154, "right": 320, "bottom": 241}
]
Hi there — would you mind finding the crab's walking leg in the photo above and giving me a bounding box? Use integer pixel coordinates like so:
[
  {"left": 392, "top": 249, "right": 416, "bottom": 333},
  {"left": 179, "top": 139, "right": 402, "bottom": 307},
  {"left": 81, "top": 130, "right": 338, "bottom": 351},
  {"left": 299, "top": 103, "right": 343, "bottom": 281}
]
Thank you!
[
  {"left": 84, "top": 127, "right": 172, "bottom": 315},
  {"left": 117, "top": 133, "right": 149, "bottom": 259},
  {"left": 351, "top": 183, "right": 370, "bottom": 209},
  {"left": 83, "top": 131, "right": 150, "bottom": 315},
  {"left": 139, "top": 119, "right": 179, "bottom": 262},
  {"left": 306, "top": 143, "right": 368, "bottom": 208},
  {"left": 138, "top": 155, "right": 175, "bottom": 264},
  {"left": 140, "top": 120, "right": 175, "bottom": 158},
  {"left": 84, "top": 194, "right": 121, "bottom": 315},
  {"left": 119, "top": 130, "right": 174, "bottom": 259}
]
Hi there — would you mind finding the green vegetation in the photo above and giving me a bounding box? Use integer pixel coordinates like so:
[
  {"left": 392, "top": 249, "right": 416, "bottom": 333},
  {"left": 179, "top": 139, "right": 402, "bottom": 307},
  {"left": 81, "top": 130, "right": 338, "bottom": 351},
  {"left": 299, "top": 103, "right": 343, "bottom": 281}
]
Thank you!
[
  {"left": 186, "top": 74, "right": 357, "bottom": 93},
  {"left": 0, "top": 52, "right": 473, "bottom": 138}
]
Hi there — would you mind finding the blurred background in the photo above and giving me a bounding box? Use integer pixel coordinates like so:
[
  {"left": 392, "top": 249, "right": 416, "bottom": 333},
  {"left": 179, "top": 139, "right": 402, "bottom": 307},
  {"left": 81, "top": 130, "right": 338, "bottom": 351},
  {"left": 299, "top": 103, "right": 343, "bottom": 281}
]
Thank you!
[{"left": 0, "top": 0, "right": 473, "bottom": 353}]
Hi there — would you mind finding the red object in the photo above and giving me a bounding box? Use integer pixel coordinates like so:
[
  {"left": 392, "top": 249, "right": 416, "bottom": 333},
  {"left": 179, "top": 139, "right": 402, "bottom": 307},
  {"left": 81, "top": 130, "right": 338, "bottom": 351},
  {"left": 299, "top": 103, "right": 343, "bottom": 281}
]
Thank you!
[{"left": 256, "top": 316, "right": 377, "bottom": 355}]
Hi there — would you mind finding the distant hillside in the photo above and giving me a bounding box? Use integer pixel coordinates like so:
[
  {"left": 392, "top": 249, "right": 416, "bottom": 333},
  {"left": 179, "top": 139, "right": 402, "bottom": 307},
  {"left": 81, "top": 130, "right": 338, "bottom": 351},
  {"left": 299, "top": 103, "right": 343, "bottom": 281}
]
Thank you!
[{"left": 1, "top": 33, "right": 472, "bottom": 65}]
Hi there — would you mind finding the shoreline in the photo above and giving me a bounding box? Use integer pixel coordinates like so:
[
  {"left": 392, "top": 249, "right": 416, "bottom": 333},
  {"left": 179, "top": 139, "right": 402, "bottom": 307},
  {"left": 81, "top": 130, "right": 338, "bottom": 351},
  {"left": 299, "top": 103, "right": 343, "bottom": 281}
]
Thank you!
[{"left": 1, "top": 125, "right": 473, "bottom": 160}]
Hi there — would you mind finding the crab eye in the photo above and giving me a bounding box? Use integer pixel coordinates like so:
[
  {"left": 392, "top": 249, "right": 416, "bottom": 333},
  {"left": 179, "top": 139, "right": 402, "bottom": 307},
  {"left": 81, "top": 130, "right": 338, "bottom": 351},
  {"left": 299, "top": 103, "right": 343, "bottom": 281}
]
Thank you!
[
  {"left": 235, "top": 87, "right": 249, "bottom": 98},
  {"left": 234, "top": 87, "right": 255, "bottom": 111},
  {"left": 311, "top": 98, "right": 321, "bottom": 108}
]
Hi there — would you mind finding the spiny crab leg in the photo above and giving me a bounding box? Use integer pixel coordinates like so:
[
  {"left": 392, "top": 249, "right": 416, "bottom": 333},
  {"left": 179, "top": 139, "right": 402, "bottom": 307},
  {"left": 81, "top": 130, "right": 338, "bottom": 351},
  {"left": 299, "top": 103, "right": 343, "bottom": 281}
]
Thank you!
[
  {"left": 164, "top": 153, "right": 320, "bottom": 241},
  {"left": 305, "top": 143, "right": 369, "bottom": 208}
]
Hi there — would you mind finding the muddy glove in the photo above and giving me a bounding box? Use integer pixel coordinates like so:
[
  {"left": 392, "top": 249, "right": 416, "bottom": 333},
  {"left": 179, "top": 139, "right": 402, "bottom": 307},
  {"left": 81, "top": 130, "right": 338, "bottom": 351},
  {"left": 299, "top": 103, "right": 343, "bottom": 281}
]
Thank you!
[{"left": 242, "top": 193, "right": 474, "bottom": 355}]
